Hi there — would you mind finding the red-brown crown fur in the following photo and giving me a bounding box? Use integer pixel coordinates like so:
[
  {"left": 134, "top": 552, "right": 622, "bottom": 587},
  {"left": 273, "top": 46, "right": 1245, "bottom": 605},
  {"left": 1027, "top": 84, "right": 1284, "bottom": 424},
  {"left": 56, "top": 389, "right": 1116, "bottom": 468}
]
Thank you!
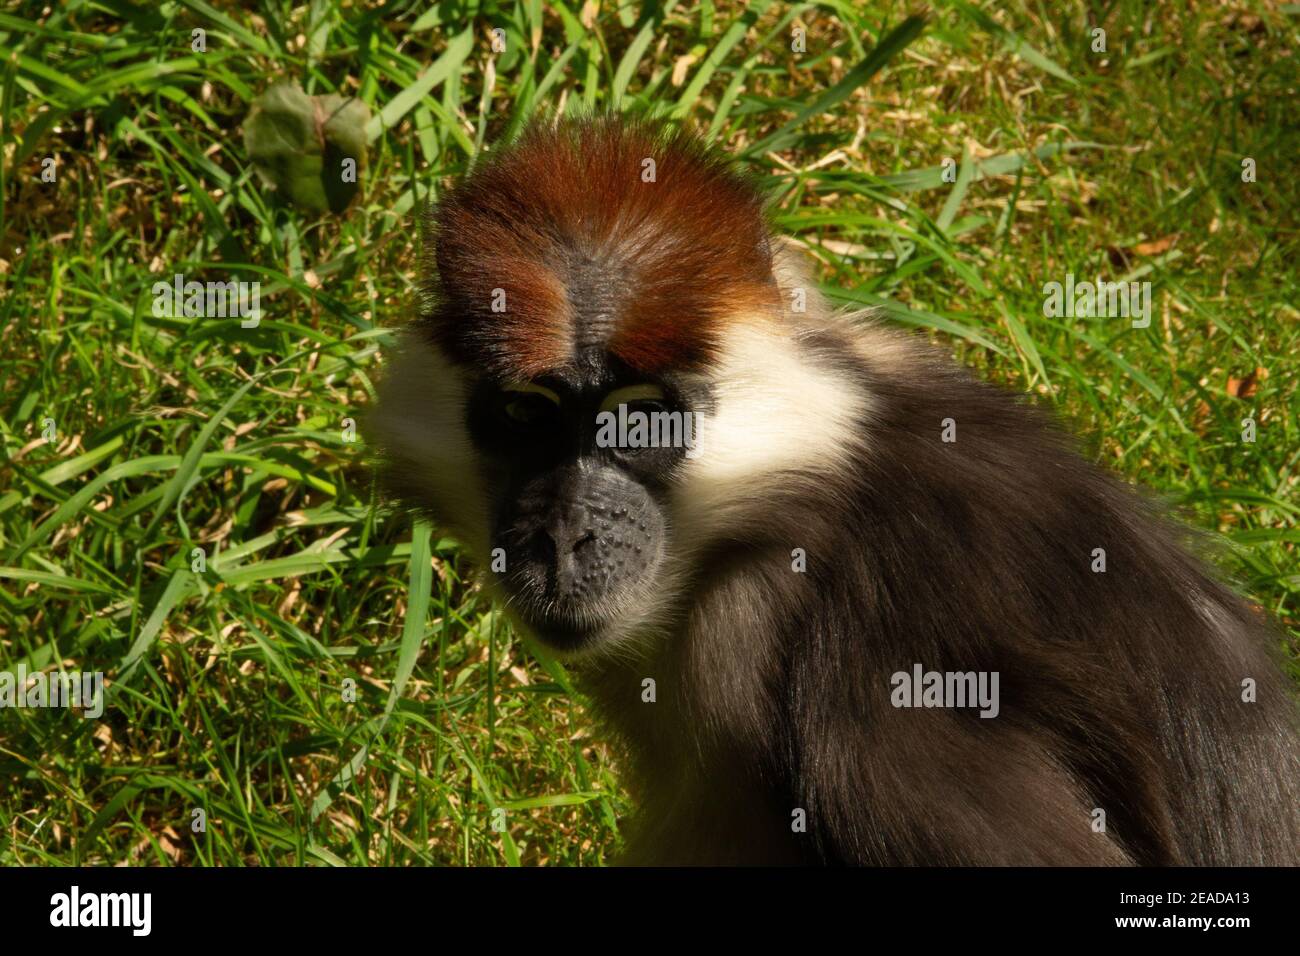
[{"left": 420, "top": 115, "right": 780, "bottom": 379}]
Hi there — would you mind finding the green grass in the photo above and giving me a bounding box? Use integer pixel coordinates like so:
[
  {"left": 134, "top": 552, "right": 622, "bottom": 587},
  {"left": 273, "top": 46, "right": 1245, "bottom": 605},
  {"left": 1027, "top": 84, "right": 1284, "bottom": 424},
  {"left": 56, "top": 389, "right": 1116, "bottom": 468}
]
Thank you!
[{"left": 1, "top": 0, "right": 1296, "bottom": 866}]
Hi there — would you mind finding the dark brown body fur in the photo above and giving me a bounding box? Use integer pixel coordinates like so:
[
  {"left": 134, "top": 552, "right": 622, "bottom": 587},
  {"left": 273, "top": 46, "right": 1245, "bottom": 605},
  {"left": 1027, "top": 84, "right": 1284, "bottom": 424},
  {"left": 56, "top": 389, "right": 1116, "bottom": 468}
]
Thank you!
[{"left": 582, "top": 331, "right": 1300, "bottom": 865}]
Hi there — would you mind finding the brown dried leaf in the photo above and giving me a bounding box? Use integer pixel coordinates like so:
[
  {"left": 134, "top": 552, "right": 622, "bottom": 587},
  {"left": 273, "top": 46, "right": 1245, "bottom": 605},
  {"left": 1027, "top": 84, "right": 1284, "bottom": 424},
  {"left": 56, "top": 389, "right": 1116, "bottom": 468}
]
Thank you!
[
  {"left": 1133, "top": 235, "right": 1178, "bottom": 256},
  {"left": 1226, "top": 367, "right": 1267, "bottom": 399}
]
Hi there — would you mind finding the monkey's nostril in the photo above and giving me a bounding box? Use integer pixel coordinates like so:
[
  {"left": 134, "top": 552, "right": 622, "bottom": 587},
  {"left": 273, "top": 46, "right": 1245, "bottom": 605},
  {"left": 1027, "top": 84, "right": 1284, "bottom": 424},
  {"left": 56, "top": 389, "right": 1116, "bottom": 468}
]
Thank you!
[{"left": 572, "top": 530, "right": 596, "bottom": 554}]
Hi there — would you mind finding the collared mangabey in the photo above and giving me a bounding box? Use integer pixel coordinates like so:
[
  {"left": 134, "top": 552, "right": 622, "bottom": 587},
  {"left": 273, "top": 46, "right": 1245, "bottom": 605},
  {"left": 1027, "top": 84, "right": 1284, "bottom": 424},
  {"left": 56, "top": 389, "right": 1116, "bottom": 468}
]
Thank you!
[{"left": 369, "top": 115, "right": 1300, "bottom": 866}]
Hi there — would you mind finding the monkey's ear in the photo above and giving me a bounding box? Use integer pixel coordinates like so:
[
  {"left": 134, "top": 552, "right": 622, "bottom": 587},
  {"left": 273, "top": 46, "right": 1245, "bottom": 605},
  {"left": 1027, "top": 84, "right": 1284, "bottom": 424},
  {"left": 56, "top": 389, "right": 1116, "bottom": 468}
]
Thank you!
[{"left": 769, "top": 236, "right": 825, "bottom": 314}]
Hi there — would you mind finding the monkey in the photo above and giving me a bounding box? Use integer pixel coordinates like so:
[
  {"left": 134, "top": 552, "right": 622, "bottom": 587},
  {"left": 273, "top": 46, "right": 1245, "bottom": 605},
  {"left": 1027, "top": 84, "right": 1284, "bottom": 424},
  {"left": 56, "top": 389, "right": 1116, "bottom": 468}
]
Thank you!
[{"left": 367, "top": 114, "right": 1300, "bottom": 866}]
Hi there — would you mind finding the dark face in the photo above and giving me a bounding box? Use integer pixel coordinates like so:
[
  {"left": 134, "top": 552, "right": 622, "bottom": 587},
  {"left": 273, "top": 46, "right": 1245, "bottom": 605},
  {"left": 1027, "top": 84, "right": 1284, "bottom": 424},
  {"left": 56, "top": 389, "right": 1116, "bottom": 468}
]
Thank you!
[{"left": 466, "top": 349, "right": 703, "bottom": 652}]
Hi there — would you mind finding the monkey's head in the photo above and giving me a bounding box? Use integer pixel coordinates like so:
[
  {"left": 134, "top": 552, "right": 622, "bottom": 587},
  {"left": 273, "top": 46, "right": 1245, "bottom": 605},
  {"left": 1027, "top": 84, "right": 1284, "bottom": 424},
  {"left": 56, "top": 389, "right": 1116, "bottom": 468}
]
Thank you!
[{"left": 370, "top": 116, "right": 866, "bottom": 655}]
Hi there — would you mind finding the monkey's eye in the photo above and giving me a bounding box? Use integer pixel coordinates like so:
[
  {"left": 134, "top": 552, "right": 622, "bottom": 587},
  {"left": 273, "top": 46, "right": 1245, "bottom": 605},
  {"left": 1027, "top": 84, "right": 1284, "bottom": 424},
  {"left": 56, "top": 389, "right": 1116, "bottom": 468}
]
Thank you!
[
  {"left": 499, "top": 383, "right": 561, "bottom": 428},
  {"left": 600, "top": 385, "right": 670, "bottom": 416}
]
